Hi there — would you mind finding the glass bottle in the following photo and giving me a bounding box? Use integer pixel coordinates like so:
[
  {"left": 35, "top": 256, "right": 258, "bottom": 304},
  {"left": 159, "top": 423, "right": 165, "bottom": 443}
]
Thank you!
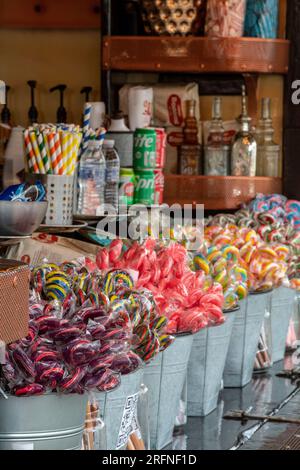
[
  {"left": 204, "top": 97, "right": 230, "bottom": 176},
  {"left": 231, "top": 85, "right": 257, "bottom": 177},
  {"left": 178, "top": 100, "right": 201, "bottom": 175},
  {"left": 256, "top": 98, "right": 280, "bottom": 177}
]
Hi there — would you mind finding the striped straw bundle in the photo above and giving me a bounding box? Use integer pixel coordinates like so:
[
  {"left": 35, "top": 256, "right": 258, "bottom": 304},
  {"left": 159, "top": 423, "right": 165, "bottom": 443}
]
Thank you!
[
  {"left": 81, "top": 102, "right": 106, "bottom": 154},
  {"left": 24, "top": 124, "right": 83, "bottom": 176}
]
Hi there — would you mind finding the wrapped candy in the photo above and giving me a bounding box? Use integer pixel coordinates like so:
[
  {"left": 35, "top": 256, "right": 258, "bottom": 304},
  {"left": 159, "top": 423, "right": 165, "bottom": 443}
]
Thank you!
[
  {"left": 96, "top": 240, "right": 225, "bottom": 335},
  {"left": 1, "top": 256, "right": 175, "bottom": 396}
]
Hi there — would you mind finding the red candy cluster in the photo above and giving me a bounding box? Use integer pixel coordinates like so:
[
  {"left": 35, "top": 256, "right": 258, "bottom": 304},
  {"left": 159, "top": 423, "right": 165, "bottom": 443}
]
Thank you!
[
  {"left": 1, "top": 298, "right": 141, "bottom": 397},
  {"left": 96, "top": 239, "right": 225, "bottom": 334}
]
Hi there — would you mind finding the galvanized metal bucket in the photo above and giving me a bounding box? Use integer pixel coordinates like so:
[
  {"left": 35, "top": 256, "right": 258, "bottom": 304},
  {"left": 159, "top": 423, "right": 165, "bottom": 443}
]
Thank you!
[
  {"left": 0, "top": 393, "right": 87, "bottom": 450},
  {"left": 142, "top": 333, "right": 194, "bottom": 450},
  {"left": 95, "top": 368, "right": 144, "bottom": 450},
  {"left": 271, "top": 286, "right": 296, "bottom": 363},
  {"left": 223, "top": 291, "right": 272, "bottom": 388},
  {"left": 187, "top": 310, "right": 237, "bottom": 417}
]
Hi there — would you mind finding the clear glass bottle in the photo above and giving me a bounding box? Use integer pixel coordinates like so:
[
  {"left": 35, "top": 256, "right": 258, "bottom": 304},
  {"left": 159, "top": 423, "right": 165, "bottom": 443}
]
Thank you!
[
  {"left": 256, "top": 98, "right": 280, "bottom": 177},
  {"left": 178, "top": 100, "right": 201, "bottom": 175},
  {"left": 204, "top": 97, "right": 230, "bottom": 176},
  {"left": 231, "top": 85, "right": 257, "bottom": 177},
  {"left": 77, "top": 140, "right": 106, "bottom": 216}
]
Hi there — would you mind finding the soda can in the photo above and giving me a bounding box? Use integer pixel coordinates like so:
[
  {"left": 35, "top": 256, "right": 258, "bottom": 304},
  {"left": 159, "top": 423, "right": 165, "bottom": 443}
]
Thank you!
[
  {"left": 134, "top": 169, "right": 155, "bottom": 206},
  {"left": 133, "top": 128, "right": 156, "bottom": 170},
  {"left": 119, "top": 168, "right": 135, "bottom": 206},
  {"left": 148, "top": 127, "right": 167, "bottom": 168},
  {"left": 154, "top": 169, "right": 165, "bottom": 205}
]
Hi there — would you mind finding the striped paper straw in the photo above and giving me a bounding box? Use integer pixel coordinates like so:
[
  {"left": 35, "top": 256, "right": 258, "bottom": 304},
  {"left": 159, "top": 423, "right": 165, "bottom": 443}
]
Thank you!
[
  {"left": 48, "top": 132, "right": 59, "bottom": 175},
  {"left": 96, "top": 127, "right": 106, "bottom": 146},
  {"left": 61, "top": 131, "right": 70, "bottom": 175},
  {"left": 37, "top": 131, "right": 51, "bottom": 174},
  {"left": 65, "top": 133, "right": 74, "bottom": 175},
  {"left": 83, "top": 103, "right": 92, "bottom": 134},
  {"left": 54, "top": 132, "right": 64, "bottom": 175},
  {"left": 70, "top": 133, "right": 82, "bottom": 176},
  {"left": 30, "top": 131, "right": 45, "bottom": 174},
  {"left": 81, "top": 128, "right": 93, "bottom": 154},
  {"left": 24, "top": 130, "right": 39, "bottom": 173},
  {"left": 43, "top": 131, "right": 52, "bottom": 173}
]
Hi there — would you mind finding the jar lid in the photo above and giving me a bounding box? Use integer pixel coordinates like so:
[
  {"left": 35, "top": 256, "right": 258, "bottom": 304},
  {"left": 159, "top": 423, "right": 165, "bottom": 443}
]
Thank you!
[{"left": 88, "top": 140, "right": 101, "bottom": 148}]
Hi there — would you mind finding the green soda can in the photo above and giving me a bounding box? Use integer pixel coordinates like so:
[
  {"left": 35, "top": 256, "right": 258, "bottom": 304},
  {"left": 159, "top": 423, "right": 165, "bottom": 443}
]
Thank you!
[
  {"left": 119, "top": 168, "right": 135, "bottom": 206},
  {"left": 134, "top": 170, "right": 155, "bottom": 205},
  {"left": 133, "top": 128, "right": 157, "bottom": 170}
]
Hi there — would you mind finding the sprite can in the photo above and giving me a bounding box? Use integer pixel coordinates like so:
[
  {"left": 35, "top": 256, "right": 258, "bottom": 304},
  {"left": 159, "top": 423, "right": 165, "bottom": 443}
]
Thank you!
[
  {"left": 134, "top": 170, "right": 155, "bottom": 206},
  {"left": 133, "top": 128, "right": 156, "bottom": 170}
]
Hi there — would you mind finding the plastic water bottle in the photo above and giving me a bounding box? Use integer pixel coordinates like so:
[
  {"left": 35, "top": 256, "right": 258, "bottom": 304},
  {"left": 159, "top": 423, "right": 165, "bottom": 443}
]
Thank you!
[
  {"left": 103, "top": 140, "right": 120, "bottom": 211},
  {"left": 77, "top": 140, "right": 106, "bottom": 216}
]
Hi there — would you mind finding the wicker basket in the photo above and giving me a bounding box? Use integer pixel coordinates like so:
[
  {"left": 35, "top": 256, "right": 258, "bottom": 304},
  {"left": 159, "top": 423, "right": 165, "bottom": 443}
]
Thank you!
[{"left": 0, "top": 260, "right": 30, "bottom": 344}]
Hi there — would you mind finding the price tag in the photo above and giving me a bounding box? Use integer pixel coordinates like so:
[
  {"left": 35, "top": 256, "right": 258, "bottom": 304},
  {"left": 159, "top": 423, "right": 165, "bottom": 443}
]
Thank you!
[{"left": 116, "top": 393, "right": 139, "bottom": 450}]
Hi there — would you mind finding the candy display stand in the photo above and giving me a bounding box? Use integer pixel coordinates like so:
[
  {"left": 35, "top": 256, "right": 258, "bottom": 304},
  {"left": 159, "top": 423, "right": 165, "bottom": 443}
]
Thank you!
[
  {"left": 142, "top": 333, "right": 194, "bottom": 450},
  {"left": 95, "top": 368, "right": 144, "bottom": 450},
  {"left": 0, "top": 393, "right": 87, "bottom": 450},
  {"left": 223, "top": 290, "right": 272, "bottom": 388},
  {"left": 270, "top": 286, "right": 296, "bottom": 363},
  {"left": 187, "top": 309, "right": 237, "bottom": 417},
  {"left": 27, "top": 174, "right": 74, "bottom": 226}
]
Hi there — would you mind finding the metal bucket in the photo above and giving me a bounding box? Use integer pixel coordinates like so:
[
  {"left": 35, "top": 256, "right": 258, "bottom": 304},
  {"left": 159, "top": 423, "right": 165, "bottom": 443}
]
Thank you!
[
  {"left": 142, "top": 333, "right": 194, "bottom": 450},
  {"left": 223, "top": 291, "right": 271, "bottom": 388},
  {"left": 271, "top": 286, "right": 296, "bottom": 363},
  {"left": 187, "top": 310, "right": 236, "bottom": 417},
  {"left": 95, "top": 368, "right": 144, "bottom": 450},
  {"left": 0, "top": 393, "right": 87, "bottom": 450}
]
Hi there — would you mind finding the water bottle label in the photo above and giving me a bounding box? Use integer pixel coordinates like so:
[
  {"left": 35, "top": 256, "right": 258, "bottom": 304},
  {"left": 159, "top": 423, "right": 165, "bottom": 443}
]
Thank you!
[{"left": 79, "top": 166, "right": 105, "bottom": 184}]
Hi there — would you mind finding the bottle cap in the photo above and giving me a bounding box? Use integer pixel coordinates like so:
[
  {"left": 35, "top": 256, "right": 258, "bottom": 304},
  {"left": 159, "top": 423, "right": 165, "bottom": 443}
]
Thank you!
[
  {"left": 103, "top": 139, "right": 115, "bottom": 148},
  {"left": 88, "top": 139, "right": 101, "bottom": 148}
]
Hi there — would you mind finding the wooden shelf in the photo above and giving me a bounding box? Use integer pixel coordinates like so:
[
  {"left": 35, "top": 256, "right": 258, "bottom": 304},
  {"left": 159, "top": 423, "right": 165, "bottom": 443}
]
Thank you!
[
  {"left": 102, "top": 36, "right": 290, "bottom": 75},
  {"left": 163, "top": 175, "right": 283, "bottom": 210}
]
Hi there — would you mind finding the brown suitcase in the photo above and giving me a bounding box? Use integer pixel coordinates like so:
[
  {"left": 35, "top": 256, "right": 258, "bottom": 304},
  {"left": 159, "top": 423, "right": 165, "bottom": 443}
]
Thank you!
[{"left": 0, "top": 260, "right": 30, "bottom": 344}]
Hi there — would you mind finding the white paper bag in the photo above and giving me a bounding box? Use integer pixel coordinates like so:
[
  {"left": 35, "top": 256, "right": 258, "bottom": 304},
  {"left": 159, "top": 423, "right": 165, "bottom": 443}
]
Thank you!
[{"left": 128, "top": 86, "right": 153, "bottom": 131}]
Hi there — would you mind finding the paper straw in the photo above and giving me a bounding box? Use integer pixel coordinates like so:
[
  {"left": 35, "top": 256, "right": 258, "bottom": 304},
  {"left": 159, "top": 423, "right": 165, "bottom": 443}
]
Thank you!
[
  {"left": 81, "top": 128, "right": 92, "bottom": 154},
  {"left": 71, "top": 132, "right": 82, "bottom": 176},
  {"left": 24, "top": 130, "right": 39, "bottom": 174},
  {"left": 54, "top": 132, "right": 64, "bottom": 175},
  {"left": 96, "top": 127, "right": 106, "bottom": 146},
  {"left": 65, "top": 133, "right": 74, "bottom": 175},
  {"left": 61, "top": 131, "right": 70, "bottom": 175},
  {"left": 47, "top": 132, "right": 59, "bottom": 175},
  {"left": 43, "top": 131, "right": 52, "bottom": 174},
  {"left": 30, "top": 131, "right": 45, "bottom": 174},
  {"left": 37, "top": 131, "right": 51, "bottom": 174},
  {"left": 83, "top": 103, "right": 92, "bottom": 134}
]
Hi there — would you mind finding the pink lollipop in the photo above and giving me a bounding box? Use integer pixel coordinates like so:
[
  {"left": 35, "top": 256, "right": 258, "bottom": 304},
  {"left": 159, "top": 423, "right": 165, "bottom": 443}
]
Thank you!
[{"left": 109, "top": 239, "right": 123, "bottom": 264}]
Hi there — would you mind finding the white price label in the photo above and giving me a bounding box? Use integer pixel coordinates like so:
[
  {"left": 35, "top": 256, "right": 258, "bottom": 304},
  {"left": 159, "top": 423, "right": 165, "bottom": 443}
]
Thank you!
[{"left": 116, "top": 393, "right": 139, "bottom": 450}]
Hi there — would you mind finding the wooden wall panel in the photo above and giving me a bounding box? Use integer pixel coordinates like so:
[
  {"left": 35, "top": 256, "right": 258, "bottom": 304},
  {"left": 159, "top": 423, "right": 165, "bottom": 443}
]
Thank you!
[{"left": 0, "top": 0, "right": 101, "bottom": 29}]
